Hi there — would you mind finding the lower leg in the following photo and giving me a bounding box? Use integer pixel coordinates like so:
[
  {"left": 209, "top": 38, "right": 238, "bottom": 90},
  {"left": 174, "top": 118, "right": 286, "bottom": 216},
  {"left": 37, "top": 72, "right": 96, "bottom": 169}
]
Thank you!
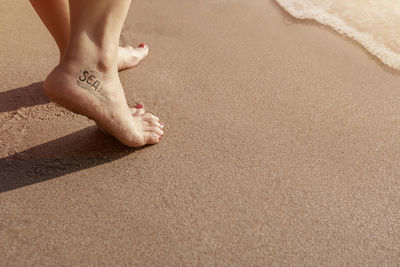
[
  {"left": 29, "top": 0, "right": 149, "bottom": 69},
  {"left": 29, "top": 0, "right": 70, "bottom": 57},
  {"left": 65, "top": 0, "right": 132, "bottom": 70},
  {"left": 43, "top": 0, "right": 164, "bottom": 147}
]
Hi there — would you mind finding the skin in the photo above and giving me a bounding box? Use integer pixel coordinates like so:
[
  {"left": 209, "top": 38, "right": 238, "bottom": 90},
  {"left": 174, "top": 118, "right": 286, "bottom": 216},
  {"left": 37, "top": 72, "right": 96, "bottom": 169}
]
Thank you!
[
  {"left": 29, "top": 0, "right": 149, "bottom": 70},
  {"left": 32, "top": 0, "right": 164, "bottom": 147}
]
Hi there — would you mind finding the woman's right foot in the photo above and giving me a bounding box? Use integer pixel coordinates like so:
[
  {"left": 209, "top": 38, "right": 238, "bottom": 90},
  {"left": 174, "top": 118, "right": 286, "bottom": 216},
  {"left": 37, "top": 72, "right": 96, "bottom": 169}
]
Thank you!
[{"left": 43, "top": 60, "right": 164, "bottom": 147}]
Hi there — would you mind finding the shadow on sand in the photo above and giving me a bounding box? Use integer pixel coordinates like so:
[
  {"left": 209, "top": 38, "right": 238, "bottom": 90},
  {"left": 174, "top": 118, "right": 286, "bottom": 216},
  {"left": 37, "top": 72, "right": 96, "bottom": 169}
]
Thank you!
[
  {"left": 0, "top": 82, "right": 50, "bottom": 113},
  {"left": 0, "top": 82, "right": 142, "bottom": 193},
  {"left": 0, "top": 126, "right": 141, "bottom": 193}
]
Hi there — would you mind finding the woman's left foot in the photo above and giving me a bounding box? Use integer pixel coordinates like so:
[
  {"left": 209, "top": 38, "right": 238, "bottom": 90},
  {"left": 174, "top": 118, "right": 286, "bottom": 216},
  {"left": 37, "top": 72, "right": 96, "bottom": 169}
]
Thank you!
[{"left": 118, "top": 43, "right": 149, "bottom": 71}]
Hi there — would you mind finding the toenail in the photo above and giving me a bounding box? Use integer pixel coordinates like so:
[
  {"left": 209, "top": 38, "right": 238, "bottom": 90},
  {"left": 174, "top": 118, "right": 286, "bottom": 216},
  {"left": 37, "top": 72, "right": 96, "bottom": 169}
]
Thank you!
[
  {"left": 138, "top": 43, "right": 146, "bottom": 48},
  {"left": 160, "top": 122, "right": 164, "bottom": 126},
  {"left": 159, "top": 136, "right": 162, "bottom": 141},
  {"left": 134, "top": 104, "right": 144, "bottom": 109}
]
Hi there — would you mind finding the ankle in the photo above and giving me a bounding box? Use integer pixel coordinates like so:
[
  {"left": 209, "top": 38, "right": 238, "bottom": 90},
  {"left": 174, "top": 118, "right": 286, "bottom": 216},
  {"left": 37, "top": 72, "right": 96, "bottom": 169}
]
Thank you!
[
  {"left": 62, "top": 45, "right": 118, "bottom": 73},
  {"left": 95, "top": 50, "right": 117, "bottom": 72}
]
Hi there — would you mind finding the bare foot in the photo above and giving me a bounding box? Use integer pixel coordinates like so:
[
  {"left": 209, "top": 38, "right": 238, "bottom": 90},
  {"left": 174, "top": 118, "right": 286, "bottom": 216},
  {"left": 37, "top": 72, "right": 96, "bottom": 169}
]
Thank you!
[
  {"left": 43, "top": 60, "right": 164, "bottom": 147},
  {"left": 118, "top": 43, "right": 149, "bottom": 71}
]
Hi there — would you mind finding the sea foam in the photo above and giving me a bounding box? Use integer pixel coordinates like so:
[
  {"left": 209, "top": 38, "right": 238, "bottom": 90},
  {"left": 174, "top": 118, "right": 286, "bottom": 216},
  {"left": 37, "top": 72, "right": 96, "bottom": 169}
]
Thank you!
[{"left": 275, "top": 0, "right": 400, "bottom": 70}]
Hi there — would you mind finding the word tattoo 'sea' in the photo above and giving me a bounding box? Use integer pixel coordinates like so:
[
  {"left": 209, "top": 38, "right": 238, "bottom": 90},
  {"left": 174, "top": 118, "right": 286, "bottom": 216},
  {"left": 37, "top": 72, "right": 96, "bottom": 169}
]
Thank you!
[{"left": 76, "top": 70, "right": 101, "bottom": 92}]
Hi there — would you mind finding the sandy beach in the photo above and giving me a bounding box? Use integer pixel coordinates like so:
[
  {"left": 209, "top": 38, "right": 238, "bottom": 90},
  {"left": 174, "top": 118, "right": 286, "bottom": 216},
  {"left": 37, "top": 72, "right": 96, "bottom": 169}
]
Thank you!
[{"left": 1, "top": 0, "right": 400, "bottom": 265}]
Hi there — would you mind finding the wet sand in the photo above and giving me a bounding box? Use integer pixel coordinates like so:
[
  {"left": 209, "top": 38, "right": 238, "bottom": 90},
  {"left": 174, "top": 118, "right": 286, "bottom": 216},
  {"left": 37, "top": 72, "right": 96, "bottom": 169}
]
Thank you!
[{"left": 1, "top": 0, "right": 400, "bottom": 265}]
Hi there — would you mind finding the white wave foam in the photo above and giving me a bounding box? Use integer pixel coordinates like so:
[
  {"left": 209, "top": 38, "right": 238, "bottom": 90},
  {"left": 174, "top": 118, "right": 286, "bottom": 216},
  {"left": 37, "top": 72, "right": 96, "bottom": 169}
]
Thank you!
[{"left": 275, "top": 0, "right": 400, "bottom": 70}]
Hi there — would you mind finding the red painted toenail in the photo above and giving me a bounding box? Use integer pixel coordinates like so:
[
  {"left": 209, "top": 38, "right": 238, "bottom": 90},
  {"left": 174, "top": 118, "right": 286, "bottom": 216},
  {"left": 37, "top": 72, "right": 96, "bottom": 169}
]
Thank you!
[
  {"left": 134, "top": 104, "right": 143, "bottom": 109},
  {"left": 159, "top": 137, "right": 162, "bottom": 141},
  {"left": 138, "top": 43, "right": 146, "bottom": 48}
]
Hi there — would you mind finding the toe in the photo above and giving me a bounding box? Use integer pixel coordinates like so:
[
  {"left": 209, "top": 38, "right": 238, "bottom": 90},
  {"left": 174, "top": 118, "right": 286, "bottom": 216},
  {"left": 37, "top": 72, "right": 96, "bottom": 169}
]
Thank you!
[
  {"left": 118, "top": 44, "right": 149, "bottom": 71},
  {"left": 131, "top": 103, "right": 145, "bottom": 115},
  {"left": 138, "top": 42, "right": 148, "bottom": 52},
  {"left": 142, "top": 113, "right": 164, "bottom": 129},
  {"left": 146, "top": 132, "right": 163, "bottom": 145},
  {"left": 145, "top": 125, "right": 164, "bottom": 136},
  {"left": 143, "top": 118, "right": 163, "bottom": 128},
  {"left": 130, "top": 43, "right": 149, "bottom": 60},
  {"left": 143, "top": 113, "right": 160, "bottom": 122},
  {"left": 127, "top": 44, "right": 149, "bottom": 63}
]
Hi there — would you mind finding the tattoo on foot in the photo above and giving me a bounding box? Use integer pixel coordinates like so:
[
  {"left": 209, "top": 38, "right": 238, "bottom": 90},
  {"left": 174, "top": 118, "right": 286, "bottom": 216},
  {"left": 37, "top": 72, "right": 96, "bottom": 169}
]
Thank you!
[{"left": 76, "top": 70, "right": 104, "bottom": 97}]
